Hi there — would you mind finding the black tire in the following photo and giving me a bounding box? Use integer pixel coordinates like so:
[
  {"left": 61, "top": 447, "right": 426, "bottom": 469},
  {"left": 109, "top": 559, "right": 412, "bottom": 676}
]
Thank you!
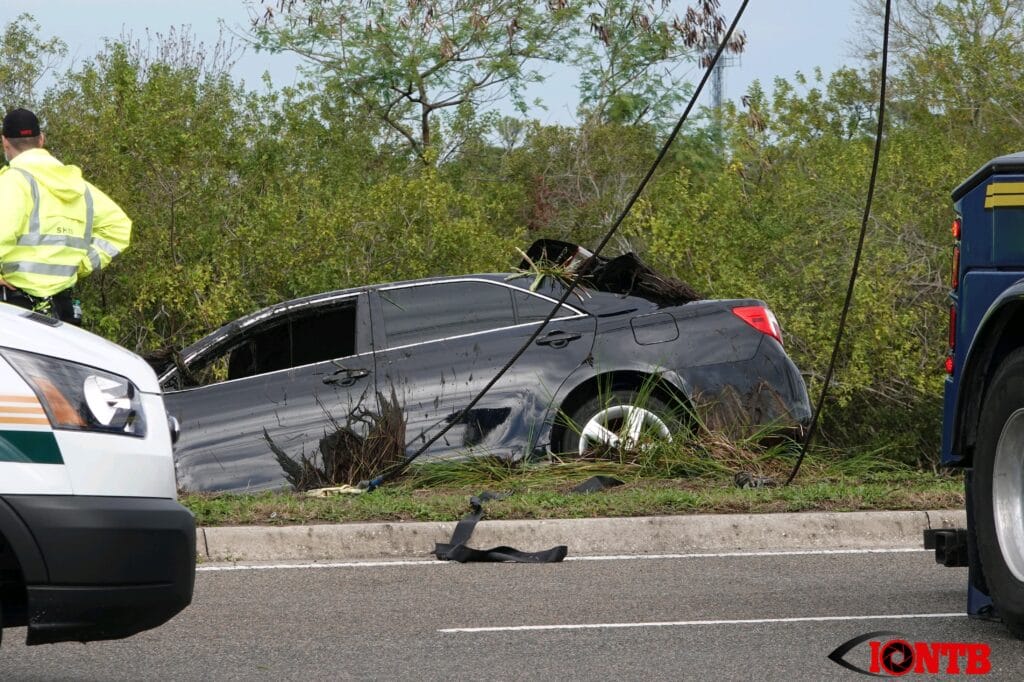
[
  {"left": 973, "top": 347, "right": 1024, "bottom": 638},
  {"left": 558, "top": 389, "right": 683, "bottom": 455}
]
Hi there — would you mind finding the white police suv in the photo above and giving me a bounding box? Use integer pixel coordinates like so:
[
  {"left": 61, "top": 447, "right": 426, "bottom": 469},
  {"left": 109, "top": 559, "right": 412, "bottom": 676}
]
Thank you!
[{"left": 0, "top": 303, "right": 195, "bottom": 645}]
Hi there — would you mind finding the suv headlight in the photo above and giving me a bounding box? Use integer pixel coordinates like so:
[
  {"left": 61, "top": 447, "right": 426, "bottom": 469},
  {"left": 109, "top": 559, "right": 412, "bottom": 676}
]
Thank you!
[{"left": 2, "top": 349, "right": 147, "bottom": 437}]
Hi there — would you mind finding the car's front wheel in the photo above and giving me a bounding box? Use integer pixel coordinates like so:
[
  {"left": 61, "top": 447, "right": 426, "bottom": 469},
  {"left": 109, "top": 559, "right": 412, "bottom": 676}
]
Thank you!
[
  {"left": 560, "top": 389, "right": 681, "bottom": 456},
  {"left": 973, "top": 347, "right": 1024, "bottom": 638}
]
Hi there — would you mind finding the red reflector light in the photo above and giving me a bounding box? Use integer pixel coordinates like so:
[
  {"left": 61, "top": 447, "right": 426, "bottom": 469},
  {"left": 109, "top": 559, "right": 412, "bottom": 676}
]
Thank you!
[
  {"left": 951, "top": 245, "right": 960, "bottom": 289},
  {"left": 732, "top": 305, "right": 783, "bottom": 345},
  {"left": 952, "top": 218, "right": 962, "bottom": 240},
  {"left": 949, "top": 305, "right": 957, "bottom": 350},
  {"left": 945, "top": 355, "right": 955, "bottom": 375}
]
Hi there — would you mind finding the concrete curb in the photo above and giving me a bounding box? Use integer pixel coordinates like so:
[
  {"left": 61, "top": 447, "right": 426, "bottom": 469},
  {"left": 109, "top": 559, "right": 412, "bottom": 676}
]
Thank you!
[{"left": 196, "top": 509, "right": 966, "bottom": 563}]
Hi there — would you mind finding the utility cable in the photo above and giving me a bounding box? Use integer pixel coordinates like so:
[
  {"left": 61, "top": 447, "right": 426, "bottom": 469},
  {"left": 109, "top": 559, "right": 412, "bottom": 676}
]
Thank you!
[
  {"left": 784, "top": 0, "right": 892, "bottom": 485},
  {"left": 364, "top": 0, "right": 752, "bottom": 490}
]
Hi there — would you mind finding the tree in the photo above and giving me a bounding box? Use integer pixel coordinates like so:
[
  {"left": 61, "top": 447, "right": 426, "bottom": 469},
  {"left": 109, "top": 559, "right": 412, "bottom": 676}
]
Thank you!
[
  {"left": 0, "top": 14, "right": 65, "bottom": 112},
  {"left": 248, "top": 1, "right": 745, "bottom": 160},
  {"left": 857, "top": 0, "right": 1024, "bottom": 143},
  {"left": 572, "top": 0, "right": 745, "bottom": 127},
  {"left": 249, "top": 0, "right": 574, "bottom": 164}
]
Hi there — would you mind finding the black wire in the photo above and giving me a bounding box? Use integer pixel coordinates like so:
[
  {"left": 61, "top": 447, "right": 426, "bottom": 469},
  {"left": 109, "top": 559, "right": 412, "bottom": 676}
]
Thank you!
[
  {"left": 365, "top": 0, "right": 752, "bottom": 490},
  {"left": 784, "top": 0, "right": 892, "bottom": 486}
]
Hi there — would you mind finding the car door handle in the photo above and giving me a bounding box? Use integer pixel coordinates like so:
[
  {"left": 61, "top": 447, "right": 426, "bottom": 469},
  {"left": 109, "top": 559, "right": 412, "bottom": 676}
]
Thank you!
[
  {"left": 536, "top": 331, "right": 582, "bottom": 349},
  {"left": 323, "top": 367, "right": 370, "bottom": 386}
]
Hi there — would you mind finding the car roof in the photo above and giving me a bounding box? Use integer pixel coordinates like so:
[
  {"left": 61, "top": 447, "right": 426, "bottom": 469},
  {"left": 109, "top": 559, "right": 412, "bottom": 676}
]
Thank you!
[
  {"left": 221, "top": 272, "right": 643, "bottom": 329},
  {"left": 168, "top": 273, "right": 640, "bottom": 365},
  {"left": 236, "top": 273, "right": 561, "bottom": 315}
]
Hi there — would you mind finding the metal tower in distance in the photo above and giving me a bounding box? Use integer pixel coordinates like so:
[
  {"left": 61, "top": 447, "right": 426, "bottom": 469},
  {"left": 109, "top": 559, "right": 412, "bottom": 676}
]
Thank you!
[{"left": 705, "top": 50, "right": 739, "bottom": 117}]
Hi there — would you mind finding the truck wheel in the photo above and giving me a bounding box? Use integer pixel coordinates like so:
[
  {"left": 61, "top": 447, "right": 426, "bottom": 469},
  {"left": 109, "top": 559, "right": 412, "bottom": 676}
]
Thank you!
[
  {"left": 974, "top": 347, "right": 1024, "bottom": 638},
  {"left": 560, "top": 389, "right": 680, "bottom": 456}
]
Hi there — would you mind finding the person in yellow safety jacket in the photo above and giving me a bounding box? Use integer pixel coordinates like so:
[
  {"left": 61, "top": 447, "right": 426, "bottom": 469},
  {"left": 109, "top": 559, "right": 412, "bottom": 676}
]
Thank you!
[{"left": 0, "top": 108, "right": 131, "bottom": 325}]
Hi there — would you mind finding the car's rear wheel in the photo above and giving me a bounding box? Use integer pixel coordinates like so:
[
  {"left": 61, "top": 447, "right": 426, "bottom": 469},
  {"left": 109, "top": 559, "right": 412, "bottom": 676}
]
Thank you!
[
  {"left": 973, "top": 347, "right": 1024, "bottom": 638},
  {"left": 560, "top": 389, "right": 681, "bottom": 456}
]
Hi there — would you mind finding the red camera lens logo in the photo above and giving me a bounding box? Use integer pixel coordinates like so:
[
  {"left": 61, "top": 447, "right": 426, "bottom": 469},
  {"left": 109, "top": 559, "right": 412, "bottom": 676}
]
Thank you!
[
  {"left": 876, "top": 639, "right": 914, "bottom": 676},
  {"left": 829, "top": 631, "right": 992, "bottom": 677}
]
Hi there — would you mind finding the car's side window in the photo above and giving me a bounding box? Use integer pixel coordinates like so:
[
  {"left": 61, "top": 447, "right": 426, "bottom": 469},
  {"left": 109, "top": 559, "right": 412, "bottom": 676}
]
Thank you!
[
  {"left": 177, "top": 300, "right": 360, "bottom": 388},
  {"left": 512, "top": 290, "right": 576, "bottom": 323},
  {"left": 380, "top": 281, "right": 516, "bottom": 347}
]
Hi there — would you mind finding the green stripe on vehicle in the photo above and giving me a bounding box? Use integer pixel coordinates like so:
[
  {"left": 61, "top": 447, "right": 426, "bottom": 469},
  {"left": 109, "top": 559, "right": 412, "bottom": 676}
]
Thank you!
[{"left": 0, "top": 430, "right": 63, "bottom": 465}]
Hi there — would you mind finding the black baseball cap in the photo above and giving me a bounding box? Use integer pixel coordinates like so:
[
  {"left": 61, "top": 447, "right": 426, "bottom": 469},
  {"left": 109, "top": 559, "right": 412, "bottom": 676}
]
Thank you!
[{"left": 2, "top": 109, "right": 41, "bottom": 138}]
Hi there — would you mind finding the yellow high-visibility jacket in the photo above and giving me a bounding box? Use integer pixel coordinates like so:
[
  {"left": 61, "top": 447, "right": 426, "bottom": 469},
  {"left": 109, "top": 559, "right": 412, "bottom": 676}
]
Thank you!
[{"left": 0, "top": 148, "right": 132, "bottom": 297}]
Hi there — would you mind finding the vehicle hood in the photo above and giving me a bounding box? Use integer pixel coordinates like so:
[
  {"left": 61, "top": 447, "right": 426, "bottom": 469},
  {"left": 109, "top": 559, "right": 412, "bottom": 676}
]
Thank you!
[
  {"left": 0, "top": 302, "right": 161, "bottom": 392},
  {"left": 8, "top": 148, "right": 88, "bottom": 202}
]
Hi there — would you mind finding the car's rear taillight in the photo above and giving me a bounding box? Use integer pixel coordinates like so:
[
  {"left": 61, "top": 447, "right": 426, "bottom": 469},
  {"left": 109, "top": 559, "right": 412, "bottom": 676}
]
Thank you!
[{"left": 732, "top": 305, "right": 783, "bottom": 346}]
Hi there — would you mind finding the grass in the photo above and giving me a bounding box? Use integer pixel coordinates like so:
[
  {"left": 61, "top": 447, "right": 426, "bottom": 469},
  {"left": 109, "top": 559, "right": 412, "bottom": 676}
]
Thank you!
[{"left": 180, "top": 435, "right": 965, "bottom": 526}]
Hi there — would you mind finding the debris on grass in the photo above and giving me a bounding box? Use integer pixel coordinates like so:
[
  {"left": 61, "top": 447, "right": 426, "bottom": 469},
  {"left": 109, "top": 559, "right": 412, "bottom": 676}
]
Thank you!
[
  {"left": 265, "top": 389, "right": 407, "bottom": 491},
  {"left": 516, "top": 238, "right": 702, "bottom": 306},
  {"left": 733, "top": 472, "right": 778, "bottom": 489},
  {"left": 570, "top": 475, "right": 626, "bottom": 494},
  {"left": 305, "top": 485, "right": 365, "bottom": 497}
]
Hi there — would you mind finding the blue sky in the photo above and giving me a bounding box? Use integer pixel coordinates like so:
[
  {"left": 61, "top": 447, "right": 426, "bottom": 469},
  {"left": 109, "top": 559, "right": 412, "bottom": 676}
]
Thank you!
[{"left": 2, "top": 1, "right": 865, "bottom": 123}]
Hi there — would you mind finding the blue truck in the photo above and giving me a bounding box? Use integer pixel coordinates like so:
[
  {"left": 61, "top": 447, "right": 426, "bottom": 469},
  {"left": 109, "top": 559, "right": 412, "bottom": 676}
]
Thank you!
[{"left": 933, "top": 152, "right": 1024, "bottom": 638}]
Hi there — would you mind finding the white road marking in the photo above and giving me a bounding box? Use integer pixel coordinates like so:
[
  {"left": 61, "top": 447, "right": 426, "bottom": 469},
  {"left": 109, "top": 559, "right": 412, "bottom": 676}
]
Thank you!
[
  {"left": 198, "top": 559, "right": 440, "bottom": 571},
  {"left": 439, "top": 613, "right": 967, "bottom": 634},
  {"left": 196, "top": 547, "right": 927, "bottom": 572},
  {"left": 567, "top": 548, "right": 927, "bottom": 561}
]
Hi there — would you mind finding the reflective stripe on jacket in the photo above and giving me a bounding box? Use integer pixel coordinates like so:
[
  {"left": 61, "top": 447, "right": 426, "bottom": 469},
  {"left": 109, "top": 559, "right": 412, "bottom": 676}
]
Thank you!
[{"left": 0, "top": 149, "right": 131, "bottom": 297}]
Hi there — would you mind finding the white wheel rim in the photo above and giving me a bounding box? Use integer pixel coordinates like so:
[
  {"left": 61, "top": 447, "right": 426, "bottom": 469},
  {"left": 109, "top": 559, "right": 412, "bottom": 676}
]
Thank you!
[
  {"left": 993, "top": 408, "right": 1024, "bottom": 582},
  {"left": 578, "top": 405, "right": 672, "bottom": 456}
]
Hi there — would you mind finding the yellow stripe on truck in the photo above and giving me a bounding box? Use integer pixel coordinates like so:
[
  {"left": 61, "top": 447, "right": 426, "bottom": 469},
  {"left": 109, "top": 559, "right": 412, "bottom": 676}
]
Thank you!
[
  {"left": 0, "top": 416, "right": 50, "bottom": 425},
  {"left": 987, "top": 182, "right": 1024, "bottom": 194},
  {"left": 0, "top": 394, "right": 49, "bottom": 426},
  {"left": 985, "top": 182, "right": 1024, "bottom": 208},
  {"left": 0, "top": 405, "right": 46, "bottom": 414}
]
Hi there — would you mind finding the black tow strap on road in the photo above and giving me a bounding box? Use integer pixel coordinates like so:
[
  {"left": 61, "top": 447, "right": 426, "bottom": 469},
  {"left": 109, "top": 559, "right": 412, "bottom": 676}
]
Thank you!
[{"left": 433, "top": 492, "right": 568, "bottom": 563}]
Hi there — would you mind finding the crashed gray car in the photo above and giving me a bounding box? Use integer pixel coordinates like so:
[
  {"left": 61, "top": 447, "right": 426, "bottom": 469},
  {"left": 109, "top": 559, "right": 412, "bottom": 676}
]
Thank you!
[{"left": 154, "top": 241, "right": 812, "bottom": 492}]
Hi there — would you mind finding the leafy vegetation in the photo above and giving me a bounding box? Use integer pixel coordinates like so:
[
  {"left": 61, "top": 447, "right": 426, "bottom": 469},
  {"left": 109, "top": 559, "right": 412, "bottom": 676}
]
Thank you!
[{"left": 3, "top": 0, "right": 1015, "bottom": 468}]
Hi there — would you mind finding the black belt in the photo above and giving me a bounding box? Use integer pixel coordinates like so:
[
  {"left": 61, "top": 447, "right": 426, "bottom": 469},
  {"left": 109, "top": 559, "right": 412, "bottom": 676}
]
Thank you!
[
  {"left": 1, "top": 287, "right": 80, "bottom": 324},
  {"left": 434, "top": 492, "right": 568, "bottom": 563}
]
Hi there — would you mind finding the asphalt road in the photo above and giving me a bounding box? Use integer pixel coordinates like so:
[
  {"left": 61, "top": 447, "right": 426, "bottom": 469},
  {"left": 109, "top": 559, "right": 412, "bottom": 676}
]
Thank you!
[{"left": 1, "top": 549, "right": 1021, "bottom": 680}]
